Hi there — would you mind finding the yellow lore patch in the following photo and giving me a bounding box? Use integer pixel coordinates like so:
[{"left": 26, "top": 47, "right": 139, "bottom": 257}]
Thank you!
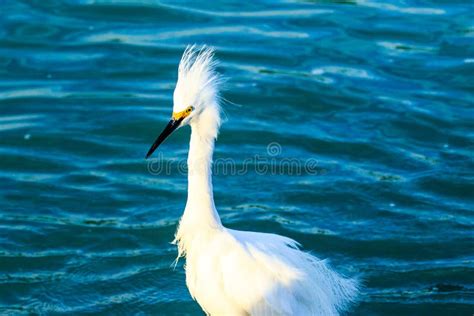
[{"left": 172, "top": 106, "right": 194, "bottom": 120}]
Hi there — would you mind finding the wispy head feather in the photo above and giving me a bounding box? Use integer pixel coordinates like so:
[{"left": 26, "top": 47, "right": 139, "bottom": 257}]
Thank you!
[{"left": 173, "top": 45, "right": 221, "bottom": 114}]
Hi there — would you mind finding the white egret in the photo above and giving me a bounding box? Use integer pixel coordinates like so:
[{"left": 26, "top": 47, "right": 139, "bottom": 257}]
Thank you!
[{"left": 146, "top": 46, "right": 359, "bottom": 315}]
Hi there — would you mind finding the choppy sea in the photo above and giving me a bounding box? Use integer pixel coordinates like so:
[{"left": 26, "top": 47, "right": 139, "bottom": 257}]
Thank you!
[{"left": 1, "top": 0, "right": 473, "bottom": 314}]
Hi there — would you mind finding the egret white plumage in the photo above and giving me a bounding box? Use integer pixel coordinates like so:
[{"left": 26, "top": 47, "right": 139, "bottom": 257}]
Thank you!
[{"left": 146, "top": 46, "right": 359, "bottom": 315}]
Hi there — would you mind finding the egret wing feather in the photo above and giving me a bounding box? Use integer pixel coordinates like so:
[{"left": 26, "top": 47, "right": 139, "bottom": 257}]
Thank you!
[{"left": 189, "top": 228, "right": 359, "bottom": 316}]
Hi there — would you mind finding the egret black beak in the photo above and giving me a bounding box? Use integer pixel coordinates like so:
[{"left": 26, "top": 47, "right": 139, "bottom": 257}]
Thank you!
[{"left": 145, "top": 118, "right": 183, "bottom": 159}]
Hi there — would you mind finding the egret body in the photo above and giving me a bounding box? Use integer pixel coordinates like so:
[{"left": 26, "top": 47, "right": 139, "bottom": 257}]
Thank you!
[{"left": 146, "top": 46, "right": 358, "bottom": 316}]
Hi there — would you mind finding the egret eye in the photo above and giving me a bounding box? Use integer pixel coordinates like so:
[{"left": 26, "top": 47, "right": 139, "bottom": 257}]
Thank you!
[{"left": 186, "top": 107, "right": 193, "bottom": 113}]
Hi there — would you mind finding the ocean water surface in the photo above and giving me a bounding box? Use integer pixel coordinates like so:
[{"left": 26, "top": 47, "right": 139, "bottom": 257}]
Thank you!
[{"left": 1, "top": 0, "right": 473, "bottom": 315}]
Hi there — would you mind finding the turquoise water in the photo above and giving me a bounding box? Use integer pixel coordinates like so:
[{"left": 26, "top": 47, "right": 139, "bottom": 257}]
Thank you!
[{"left": 1, "top": 0, "right": 474, "bottom": 314}]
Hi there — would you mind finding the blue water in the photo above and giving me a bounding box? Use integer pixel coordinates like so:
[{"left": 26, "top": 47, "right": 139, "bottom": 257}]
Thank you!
[{"left": 1, "top": 0, "right": 474, "bottom": 314}]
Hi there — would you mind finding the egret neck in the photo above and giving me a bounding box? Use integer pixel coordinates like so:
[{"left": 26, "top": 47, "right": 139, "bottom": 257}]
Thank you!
[{"left": 182, "top": 106, "right": 222, "bottom": 230}]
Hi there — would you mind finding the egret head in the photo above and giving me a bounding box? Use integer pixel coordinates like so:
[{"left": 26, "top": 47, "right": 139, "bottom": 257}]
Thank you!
[{"left": 146, "top": 45, "right": 222, "bottom": 159}]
